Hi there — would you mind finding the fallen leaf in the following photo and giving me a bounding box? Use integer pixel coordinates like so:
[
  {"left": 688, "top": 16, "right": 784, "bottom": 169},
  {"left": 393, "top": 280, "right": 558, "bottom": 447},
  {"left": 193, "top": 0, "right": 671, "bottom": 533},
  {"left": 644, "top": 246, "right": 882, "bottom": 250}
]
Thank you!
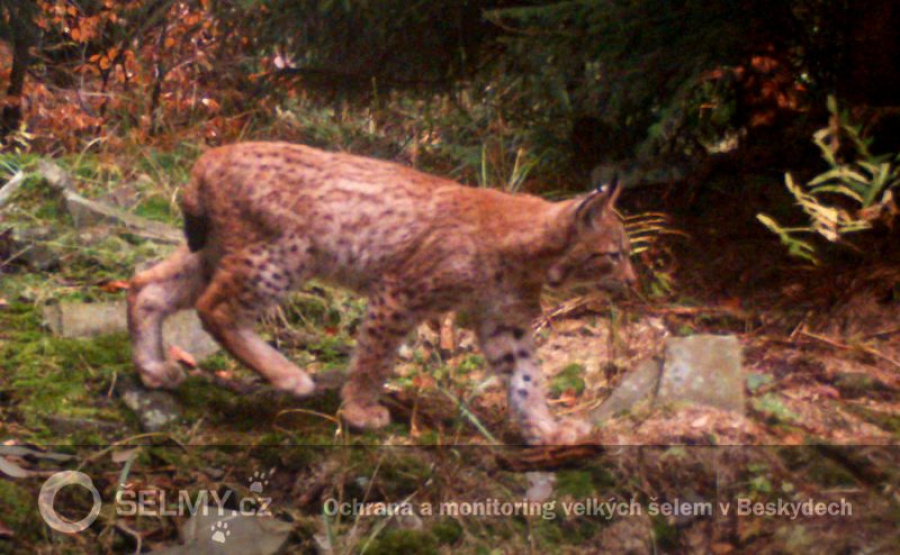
[
  {"left": 720, "top": 297, "right": 742, "bottom": 310},
  {"left": 111, "top": 446, "right": 142, "bottom": 464},
  {"left": 0, "top": 456, "right": 33, "bottom": 478},
  {"left": 0, "top": 445, "right": 73, "bottom": 462},
  {"left": 100, "top": 280, "right": 130, "bottom": 293},
  {"left": 169, "top": 345, "right": 197, "bottom": 368},
  {"left": 691, "top": 414, "right": 711, "bottom": 428},
  {"left": 412, "top": 374, "right": 436, "bottom": 390},
  {"left": 810, "top": 384, "right": 841, "bottom": 400},
  {"left": 0, "top": 520, "right": 13, "bottom": 539},
  {"left": 710, "top": 542, "right": 734, "bottom": 554},
  {"left": 555, "top": 389, "right": 579, "bottom": 408}
]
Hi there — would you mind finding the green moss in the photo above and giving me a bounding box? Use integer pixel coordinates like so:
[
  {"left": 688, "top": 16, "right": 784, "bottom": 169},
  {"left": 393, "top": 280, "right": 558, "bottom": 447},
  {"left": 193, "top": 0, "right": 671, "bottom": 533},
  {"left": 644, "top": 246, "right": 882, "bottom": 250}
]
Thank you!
[
  {"left": 531, "top": 517, "right": 565, "bottom": 545},
  {"left": 432, "top": 519, "right": 463, "bottom": 545},
  {"left": 310, "top": 335, "right": 352, "bottom": 364},
  {"left": 363, "top": 529, "right": 438, "bottom": 555},
  {"left": 0, "top": 304, "right": 133, "bottom": 442},
  {"left": 556, "top": 470, "right": 595, "bottom": 498},
  {"left": 455, "top": 354, "right": 484, "bottom": 375},
  {"left": 752, "top": 394, "right": 799, "bottom": 424},
  {"left": 0, "top": 479, "right": 42, "bottom": 541},
  {"left": 133, "top": 196, "right": 176, "bottom": 223},
  {"left": 651, "top": 514, "right": 679, "bottom": 550},
  {"left": 549, "top": 363, "right": 586, "bottom": 397},
  {"left": 377, "top": 453, "right": 433, "bottom": 494},
  {"left": 176, "top": 376, "right": 241, "bottom": 418}
]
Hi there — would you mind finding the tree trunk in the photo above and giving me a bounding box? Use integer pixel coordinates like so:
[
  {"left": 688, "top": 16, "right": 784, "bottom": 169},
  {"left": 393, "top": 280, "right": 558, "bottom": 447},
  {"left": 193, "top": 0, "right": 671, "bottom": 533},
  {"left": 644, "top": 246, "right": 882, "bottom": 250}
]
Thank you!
[{"left": 0, "top": 3, "right": 36, "bottom": 139}]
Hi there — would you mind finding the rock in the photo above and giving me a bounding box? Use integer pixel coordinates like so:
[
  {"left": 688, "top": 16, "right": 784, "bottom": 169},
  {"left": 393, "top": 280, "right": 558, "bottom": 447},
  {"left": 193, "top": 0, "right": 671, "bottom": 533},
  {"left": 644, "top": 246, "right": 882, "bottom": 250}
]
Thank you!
[
  {"left": 0, "top": 171, "right": 26, "bottom": 209},
  {"left": 5, "top": 227, "right": 58, "bottom": 271},
  {"left": 591, "top": 357, "right": 661, "bottom": 424},
  {"left": 163, "top": 310, "right": 221, "bottom": 361},
  {"left": 117, "top": 377, "right": 182, "bottom": 432},
  {"left": 150, "top": 510, "right": 293, "bottom": 555},
  {"left": 99, "top": 180, "right": 144, "bottom": 209},
  {"left": 43, "top": 301, "right": 220, "bottom": 361},
  {"left": 76, "top": 225, "right": 120, "bottom": 246},
  {"left": 61, "top": 191, "right": 182, "bottom": 244},
  {"left": 35, "top": 160, "right": 181, "bottom": 244},
  {"left": 36, "top": 160, "right": 75, "bottom": 191},
  {"left": 591, "top": 335, "right": 745, "bottom": 423},
  {"left": 43, "top": 301, "right": 126, "bottom": 338},
  {"left": 657, "top": 335, "right": 744, "bottom": 414},
  {"left": 591, "top": 159, "right": 688, "bottom": 189}
]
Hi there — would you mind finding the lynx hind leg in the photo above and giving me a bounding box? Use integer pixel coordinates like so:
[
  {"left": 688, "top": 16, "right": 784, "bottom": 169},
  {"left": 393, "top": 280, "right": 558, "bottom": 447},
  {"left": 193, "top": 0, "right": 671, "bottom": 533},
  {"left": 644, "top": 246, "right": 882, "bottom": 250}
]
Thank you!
[
  {"left": 195, "top": 245, "right": 314, "bottom": 397},
  {"left": 341, "top": 290, "right": 417, "bottom": 430},
  {"left": 127, "top": 246, "right": 206, "bottom": 389},
  {"left": 478, "top": 320, "right": 592, "bottom": 445}
]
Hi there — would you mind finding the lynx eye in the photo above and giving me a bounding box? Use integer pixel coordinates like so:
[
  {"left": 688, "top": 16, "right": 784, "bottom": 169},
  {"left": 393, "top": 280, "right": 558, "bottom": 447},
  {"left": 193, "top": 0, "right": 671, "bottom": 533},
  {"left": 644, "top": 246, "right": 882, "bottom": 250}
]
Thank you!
[{"left": 592, "top": 251, "right": 620, "bottom": 261}]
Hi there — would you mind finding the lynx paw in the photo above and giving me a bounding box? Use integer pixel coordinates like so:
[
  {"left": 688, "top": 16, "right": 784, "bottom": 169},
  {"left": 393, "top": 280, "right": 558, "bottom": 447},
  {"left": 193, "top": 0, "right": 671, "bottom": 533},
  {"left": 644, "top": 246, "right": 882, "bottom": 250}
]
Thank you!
[
  {"left": 342, "top": 401, "right": 391, "bottom": 430},
  {"left": 139, "top": 361, "right": 186, "bottom": 390},
  {"left": 273, "top": 372, "right": 315, "bottom": 397},
  {"left": 536, "top": 418, "right": 593, "bottom": 445}
]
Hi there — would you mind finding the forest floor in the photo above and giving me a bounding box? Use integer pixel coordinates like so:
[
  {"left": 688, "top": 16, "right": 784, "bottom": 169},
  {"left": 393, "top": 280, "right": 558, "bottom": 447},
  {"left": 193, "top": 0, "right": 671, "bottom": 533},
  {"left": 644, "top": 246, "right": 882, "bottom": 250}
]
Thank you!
[{"left": 0, "top": 149, "right": 898, "bottom": 554}]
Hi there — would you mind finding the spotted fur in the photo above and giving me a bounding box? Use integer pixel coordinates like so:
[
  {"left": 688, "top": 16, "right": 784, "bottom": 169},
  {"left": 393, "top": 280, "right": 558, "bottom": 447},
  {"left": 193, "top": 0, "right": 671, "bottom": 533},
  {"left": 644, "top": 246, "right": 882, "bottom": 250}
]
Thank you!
[{"left": 127, "top": 142, "right": 636, "bottom": 444}]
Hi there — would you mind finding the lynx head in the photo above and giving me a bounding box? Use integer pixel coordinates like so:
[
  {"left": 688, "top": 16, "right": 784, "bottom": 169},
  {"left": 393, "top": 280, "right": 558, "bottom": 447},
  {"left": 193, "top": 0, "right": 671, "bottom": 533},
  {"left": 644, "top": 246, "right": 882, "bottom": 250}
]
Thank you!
[{"left": 547, "top": 179, "right": 637, "bottom": 292}]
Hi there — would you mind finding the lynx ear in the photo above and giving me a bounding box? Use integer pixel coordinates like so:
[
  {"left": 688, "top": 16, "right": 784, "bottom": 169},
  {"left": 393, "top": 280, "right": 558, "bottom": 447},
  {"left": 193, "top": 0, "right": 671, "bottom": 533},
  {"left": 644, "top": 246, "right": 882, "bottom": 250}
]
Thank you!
[{"left": 574, "top": 176, "right": 621, "bottom": 231}]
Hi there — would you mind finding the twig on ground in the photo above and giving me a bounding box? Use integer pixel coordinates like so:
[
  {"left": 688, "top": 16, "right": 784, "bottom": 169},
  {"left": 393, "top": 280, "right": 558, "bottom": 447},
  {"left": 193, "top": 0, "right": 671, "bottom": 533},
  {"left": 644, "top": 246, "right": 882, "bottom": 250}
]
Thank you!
[{"left": 800, "top": 330, "right": 900, "bottom": 370}]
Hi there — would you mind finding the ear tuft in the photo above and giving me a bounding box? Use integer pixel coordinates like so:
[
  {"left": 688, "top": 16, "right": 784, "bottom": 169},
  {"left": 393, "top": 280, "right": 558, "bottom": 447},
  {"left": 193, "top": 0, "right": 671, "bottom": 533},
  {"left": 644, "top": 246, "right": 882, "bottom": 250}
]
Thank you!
[
  {"left": 575, "top": 175, "right": 622, "bottom": 231},
  {"left": 594, "top": 173, "right": 618, "bottom": 195}
]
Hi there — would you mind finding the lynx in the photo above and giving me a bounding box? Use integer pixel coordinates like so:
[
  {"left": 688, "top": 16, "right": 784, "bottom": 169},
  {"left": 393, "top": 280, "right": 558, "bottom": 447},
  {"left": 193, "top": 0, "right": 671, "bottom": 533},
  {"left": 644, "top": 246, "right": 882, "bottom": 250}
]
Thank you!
[{"left": 127, "top": 142, "right": 636, "bottom": 444}]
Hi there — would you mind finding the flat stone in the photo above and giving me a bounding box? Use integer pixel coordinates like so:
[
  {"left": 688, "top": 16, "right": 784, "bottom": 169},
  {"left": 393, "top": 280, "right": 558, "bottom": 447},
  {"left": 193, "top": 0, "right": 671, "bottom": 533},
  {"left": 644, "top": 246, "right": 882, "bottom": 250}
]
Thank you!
[
  {"left": 62, "top": 191, "right": 182, "bottom": 244},
  {"left": 150, "top": 510, "right": 293, "bottom": 555},
  {"left": 657, "top": 334, "right": 744, "bottom": 413},
  {"left": 591, "top": 357, "right": 661, "bottom": 424},
  {"left": 36, "top": 159, "right": 180, "bottom": 243},
  {"left": 43, "top": 301, "right": 219, "bottom": 361},
  {"left": 43, "top": 301, "right": 127, "bottom": 338}
]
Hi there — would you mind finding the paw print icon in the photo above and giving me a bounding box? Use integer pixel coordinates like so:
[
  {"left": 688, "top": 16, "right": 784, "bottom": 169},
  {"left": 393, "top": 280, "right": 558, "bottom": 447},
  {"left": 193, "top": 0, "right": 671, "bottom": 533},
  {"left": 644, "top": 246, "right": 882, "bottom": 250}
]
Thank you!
[
  {"left": 211, "top": 521, "right": 231, "bottom": 544},
  {"left": 248, "top": 468, "right": 275, "bottom": 495}
]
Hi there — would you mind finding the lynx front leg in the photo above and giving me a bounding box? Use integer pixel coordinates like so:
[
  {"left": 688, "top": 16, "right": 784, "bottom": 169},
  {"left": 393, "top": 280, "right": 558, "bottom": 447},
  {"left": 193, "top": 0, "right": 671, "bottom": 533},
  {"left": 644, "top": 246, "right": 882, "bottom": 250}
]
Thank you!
[
  {"left": 478, "top": 320, "right": 592, "bottom": 445},
  {"left": 341, "top": 290, "right": 416, "bottom": 430}
]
